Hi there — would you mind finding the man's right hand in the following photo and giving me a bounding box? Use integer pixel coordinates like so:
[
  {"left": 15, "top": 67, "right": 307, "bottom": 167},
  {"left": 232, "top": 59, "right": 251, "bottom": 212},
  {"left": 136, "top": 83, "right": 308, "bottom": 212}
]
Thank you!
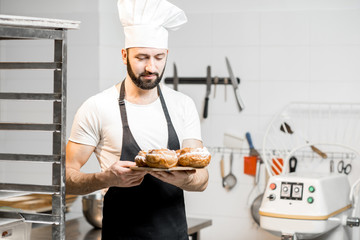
[
  {"left": 104, "top": 161, "right": 147, "bottom": 188},
  {"left": 66, "top": 141, "right": 148, "bottom": 195}
]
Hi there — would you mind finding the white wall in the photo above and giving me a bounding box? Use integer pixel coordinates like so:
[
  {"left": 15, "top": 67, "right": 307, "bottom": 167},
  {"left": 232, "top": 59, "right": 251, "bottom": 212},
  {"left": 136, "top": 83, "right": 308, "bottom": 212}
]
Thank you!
[
  {"left": 166, "top": 2, "right": 360, "bottom": 239},
  {"left": 1, "top": 0, "right": 360, "bottom": 239}
]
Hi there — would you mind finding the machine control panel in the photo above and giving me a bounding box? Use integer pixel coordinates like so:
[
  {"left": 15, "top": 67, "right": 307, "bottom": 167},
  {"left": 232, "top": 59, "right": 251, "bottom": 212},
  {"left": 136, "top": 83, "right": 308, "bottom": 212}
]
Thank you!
[{"left": 280, "top": 182, "right": 303, "bottom": 200}]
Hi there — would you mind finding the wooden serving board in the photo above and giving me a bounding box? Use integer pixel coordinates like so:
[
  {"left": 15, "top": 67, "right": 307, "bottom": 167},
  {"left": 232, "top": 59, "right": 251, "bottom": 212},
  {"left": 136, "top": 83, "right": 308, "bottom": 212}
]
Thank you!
[{"left": 130, "top": 166, "right": 199, "bottom": 172}]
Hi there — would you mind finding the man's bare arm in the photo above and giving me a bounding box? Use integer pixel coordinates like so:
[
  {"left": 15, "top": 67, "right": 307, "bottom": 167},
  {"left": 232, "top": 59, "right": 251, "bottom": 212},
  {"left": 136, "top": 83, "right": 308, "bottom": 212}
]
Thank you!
[{"left": 66, "top": 141, "right": 147, "bottom": 195}]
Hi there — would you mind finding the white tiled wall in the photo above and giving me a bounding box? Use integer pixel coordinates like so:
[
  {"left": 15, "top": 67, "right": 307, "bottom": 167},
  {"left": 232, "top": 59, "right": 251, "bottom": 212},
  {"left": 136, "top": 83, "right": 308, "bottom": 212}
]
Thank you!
[{"left": 1, "top": 0, "right": 360, "bottom": 239}]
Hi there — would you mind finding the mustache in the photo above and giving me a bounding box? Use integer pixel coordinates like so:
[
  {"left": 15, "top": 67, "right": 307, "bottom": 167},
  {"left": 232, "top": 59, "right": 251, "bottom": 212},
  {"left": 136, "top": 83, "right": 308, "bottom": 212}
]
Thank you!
[{"left": 140, "top": 71, "right": 159, "bottom": 77}]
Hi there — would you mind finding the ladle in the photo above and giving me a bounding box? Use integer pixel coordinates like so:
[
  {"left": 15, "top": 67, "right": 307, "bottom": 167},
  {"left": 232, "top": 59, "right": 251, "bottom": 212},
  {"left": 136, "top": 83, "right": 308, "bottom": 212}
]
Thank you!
[{"left": 223, "top": 152, "right": 237, "bottom": 190}]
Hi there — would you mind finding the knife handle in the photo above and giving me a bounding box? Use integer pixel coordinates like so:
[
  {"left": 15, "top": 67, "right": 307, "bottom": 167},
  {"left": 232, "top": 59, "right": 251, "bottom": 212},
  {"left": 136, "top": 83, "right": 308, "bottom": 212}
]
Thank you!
[
  {"left": 203, "top": 97, "right": 209, "bottom": 119},
  {"left": 245, "top": 132, "right": 254, "bottom": 149},
  {"left": 310, "top": 145, "right": 328, "bottom": 159}
]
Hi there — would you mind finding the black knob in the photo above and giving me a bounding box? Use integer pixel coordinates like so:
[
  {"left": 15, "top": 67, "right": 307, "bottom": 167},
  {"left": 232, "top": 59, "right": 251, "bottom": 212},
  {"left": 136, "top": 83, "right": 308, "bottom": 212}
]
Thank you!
[{"left": 267, "top": 194, "right": 276, "bottom": 201}]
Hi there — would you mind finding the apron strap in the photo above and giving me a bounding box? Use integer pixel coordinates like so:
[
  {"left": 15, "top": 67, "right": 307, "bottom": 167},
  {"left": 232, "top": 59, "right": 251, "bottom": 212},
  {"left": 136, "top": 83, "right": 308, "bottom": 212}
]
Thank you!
[
  {"left": 118, "top": 81, "right": 180, "bottom": 150},
  {"left": 119, "top": 81, "right": 129, "bottom": 128},
  {"left": 158, "top": 86, "right": 180, "bottom": 150}
]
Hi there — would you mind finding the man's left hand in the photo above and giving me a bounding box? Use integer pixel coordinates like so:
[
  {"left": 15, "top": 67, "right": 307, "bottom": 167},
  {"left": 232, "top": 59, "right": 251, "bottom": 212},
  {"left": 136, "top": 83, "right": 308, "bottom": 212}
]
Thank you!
[{"left": 149, "top": 170, "right": 196, "bottom": 189}]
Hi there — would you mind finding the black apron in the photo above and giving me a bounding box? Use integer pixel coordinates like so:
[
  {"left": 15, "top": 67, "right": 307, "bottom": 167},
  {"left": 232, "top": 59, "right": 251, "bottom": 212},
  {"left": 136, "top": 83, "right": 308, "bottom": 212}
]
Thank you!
[{"left": 102, "top": 81, "right": 188, "bottom": 240}]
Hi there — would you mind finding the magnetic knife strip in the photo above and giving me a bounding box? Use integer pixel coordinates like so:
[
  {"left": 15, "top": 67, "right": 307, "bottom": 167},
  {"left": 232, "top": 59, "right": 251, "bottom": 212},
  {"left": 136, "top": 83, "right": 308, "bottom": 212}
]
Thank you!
[{"left": 164, "top": 77, "right": 240, "bottom": 85}]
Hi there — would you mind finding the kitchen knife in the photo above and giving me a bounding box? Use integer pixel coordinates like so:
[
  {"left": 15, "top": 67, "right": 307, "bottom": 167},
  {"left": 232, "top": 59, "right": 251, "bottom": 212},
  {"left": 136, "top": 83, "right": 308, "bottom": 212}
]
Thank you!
[
  {"left": 173, "top": 63, "right": 179, "bottom": 91},
  {"left": 203, "top": 65, "right": 211, "bottom": 119},
  {"left": 225, "top": 57, "right": 245, "bottom": 111}
]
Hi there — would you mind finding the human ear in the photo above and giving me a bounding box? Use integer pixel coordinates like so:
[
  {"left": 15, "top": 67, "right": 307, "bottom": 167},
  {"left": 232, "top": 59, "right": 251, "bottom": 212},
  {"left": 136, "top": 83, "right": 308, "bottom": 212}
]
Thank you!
[{"left": 121, "top": 48, "right": 127, "bottom": 65}]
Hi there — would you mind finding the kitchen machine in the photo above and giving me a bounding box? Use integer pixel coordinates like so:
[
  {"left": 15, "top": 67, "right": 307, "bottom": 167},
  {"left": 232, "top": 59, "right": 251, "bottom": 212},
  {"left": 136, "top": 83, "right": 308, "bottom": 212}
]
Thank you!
[
  {"left": 259, "top": 103, "right": 360, "bottom": 240},
  {"left": 259, "top": 172, "right": 358, "bottom": 240}
]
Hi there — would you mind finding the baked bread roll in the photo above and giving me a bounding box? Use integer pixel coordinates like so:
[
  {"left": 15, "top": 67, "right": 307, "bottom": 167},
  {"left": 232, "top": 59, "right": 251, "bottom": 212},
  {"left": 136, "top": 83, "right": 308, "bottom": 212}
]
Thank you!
[
  {"left": 135, "top": 150, "right": 148, "bottom": 167},
  {"left": 177, "top": 147, "right": 211, "bottom": 168},
  {"left": 145, "top": 149, "right": 178, "bottom": 169}
]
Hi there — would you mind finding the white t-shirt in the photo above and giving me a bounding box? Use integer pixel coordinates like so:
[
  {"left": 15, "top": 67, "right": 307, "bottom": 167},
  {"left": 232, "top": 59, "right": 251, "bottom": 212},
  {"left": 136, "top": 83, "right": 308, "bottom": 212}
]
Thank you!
[{"left": 69, "top": 83, "right": 202, "bottom": 172}]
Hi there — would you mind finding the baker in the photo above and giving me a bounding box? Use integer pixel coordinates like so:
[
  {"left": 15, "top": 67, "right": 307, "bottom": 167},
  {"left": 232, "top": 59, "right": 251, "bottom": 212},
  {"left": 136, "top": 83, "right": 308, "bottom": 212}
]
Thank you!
[{"left": 65, "top": 0, "right": 209, "bottom": 239}]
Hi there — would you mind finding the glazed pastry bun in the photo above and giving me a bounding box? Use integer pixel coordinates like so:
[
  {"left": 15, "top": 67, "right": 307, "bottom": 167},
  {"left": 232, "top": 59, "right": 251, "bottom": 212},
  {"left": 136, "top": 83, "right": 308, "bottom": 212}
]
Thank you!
[
  {"left": 177, "top": 147, "right": 211, "bottom": 168},
  {"left": 134, "top": 150, "right": 147, "bottom": 167},
  {"left": 145, "top": 148, "right": 178, "bottom": 169}
]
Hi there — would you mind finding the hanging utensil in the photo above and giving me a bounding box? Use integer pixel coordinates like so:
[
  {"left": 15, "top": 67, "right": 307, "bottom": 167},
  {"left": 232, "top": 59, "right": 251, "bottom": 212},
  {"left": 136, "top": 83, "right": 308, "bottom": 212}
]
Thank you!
[
  {"left": 250, "top": 193, "right": 263, "bottom": 225},
  {"left": 203, "top": 65, "right": 211, "bottom": 119},
  {"left": 245, "top": 132, "right": 262, "bottom": 159},
  {"left": 173, "top": 63, "right": 179, "bottom": 91},
  {"left": 289, "top": 156, "right": 297, "bottom": 173},
  {"left": 213, "top": 76, "right": 218, "bottom": 98},
  {"left": 337, "top": 160, "right": 351, "bottom": 175},
  {"left": 330, "top": 159, "right": 334, "bottom": 173},
  {"left": 280, "top": 122, "right": 328, "bottom": 159},
  {"left": 223, "top": 152, "right": 237, "bottom": 190},
  {"left": 220, "top": 154, "right": 226, "bottom": 188},
  {"left": 224, "top": 78, "right": 228, "bottom": 102},
  {"left": 245, "top": 132, "right": 262, "bottom": 184},
  {"left": 225, "top": 57, "right": 245, "bottom": 111}
]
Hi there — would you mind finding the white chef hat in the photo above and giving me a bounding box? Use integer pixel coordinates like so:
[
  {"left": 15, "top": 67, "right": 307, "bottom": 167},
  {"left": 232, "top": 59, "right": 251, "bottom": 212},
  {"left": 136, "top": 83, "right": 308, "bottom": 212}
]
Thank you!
[{"left": 118, "top": 0, "right": 187, "bottom": 49}]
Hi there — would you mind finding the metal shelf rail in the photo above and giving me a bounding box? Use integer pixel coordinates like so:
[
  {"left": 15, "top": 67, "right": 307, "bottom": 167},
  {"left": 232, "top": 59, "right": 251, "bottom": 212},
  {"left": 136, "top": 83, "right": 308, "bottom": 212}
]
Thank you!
[{"left": 0, "top": 15, "right": 79, "bottom": 239}]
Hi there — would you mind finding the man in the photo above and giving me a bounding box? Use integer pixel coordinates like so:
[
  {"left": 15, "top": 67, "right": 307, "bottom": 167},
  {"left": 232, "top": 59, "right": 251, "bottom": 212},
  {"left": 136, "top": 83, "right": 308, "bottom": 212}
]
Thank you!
[{"left": 66, "top": 0, "right": 209, "bottom": 239}]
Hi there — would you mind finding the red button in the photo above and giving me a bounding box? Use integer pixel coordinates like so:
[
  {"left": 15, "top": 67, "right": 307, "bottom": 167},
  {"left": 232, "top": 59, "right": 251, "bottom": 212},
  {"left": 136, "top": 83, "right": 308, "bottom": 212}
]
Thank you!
[{"left": 270, "top": 183, "right": 276, "bottom": 190}]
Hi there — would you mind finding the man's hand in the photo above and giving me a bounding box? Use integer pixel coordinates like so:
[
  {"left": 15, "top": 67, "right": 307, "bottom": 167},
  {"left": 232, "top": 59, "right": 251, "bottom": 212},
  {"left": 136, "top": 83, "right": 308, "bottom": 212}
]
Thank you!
[
  {"left": 66, "top": 140, "right": 149, "bottom": 194},
  {"left": 149, "top": 170, "right": 196, "bottom": 189},
  {"left": 104, "top": 161, "right": 148, "bottom": 188}
]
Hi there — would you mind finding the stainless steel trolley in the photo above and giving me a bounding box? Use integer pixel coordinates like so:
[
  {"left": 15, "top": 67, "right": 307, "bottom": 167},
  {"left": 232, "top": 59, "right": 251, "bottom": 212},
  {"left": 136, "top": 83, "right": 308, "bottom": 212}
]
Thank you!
[{"left": 0, "top": 15, "right": 79, "bottom": 240}]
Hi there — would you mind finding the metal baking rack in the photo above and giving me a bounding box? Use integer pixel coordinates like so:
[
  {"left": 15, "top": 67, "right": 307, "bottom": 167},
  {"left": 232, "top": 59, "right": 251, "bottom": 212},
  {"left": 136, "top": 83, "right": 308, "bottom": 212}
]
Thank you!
[
  {"left": 164, "top": 77, "right": 240, "bottom": 85},
  {"left": 0, "top": 15, "right": 79, "bottom": 240}
]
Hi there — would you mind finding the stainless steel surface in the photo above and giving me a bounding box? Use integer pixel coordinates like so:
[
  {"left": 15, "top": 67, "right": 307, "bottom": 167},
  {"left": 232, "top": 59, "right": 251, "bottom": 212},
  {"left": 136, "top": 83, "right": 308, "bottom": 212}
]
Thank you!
[
  {"left": 0, "top": 211, "right": 60, "bottom": 224},
  {"left": 0, "top": 183, "right": 59, "bottom": 193},
  {"left": 82, "top": 193, "right": 103, "bottom": 229},
  {"left": 173, "top": 63, "right": 179, "bottom": 91},
  {"left": 205, "top": 66, "right": 211, "bottom": 96},
  {"left": 0, "top": 153, "right": 61, "bottom": 163},
  {"left": 203, "top": 65, "right": 211, "bottom": 118},
  {"left": 53, "top": 35, "right": 68, "bottom": 238},
  {"left": 225, "top": 57, "right": 245, "bottom": 111},
  {"left": 224, "top": 77, "right": 228, "bottom": 101},
  {"left": 0, "top": 15, "right": 80, "bottom": 29},
  {"left": 222, "top": 152, "right": 237, "bottom": 190},
  {"left": 347, "top": 217, "right": 360, "bottom": 227},
  {"left": 250, "top": 193, "right": 263, "bottom": 225},
  {"left": 0, "top": 25, "right": 64, "bottom": 39},
  {"left": 0, "top": 93, "right": 61, "bottom": 100},
  {"left": 0, "top": 191, "right": 29, "bottom": 200},
  {"left": 213, "top": 76, "right": 218, "bottom": 98},
  {"left": 0, "top": 218, "right": 32, "bottom": 240},
  {"left": 0, "top": 62, "right": 62, "bottom": 69},
  {"left": 0, "top": 14, "right": 78, "bottom": 240},
  {"left": 0, "top": 123, "right": 61, "bottom": 131},
  {"left": 31, "top": 216, "right": 212, "bottom": 240}
]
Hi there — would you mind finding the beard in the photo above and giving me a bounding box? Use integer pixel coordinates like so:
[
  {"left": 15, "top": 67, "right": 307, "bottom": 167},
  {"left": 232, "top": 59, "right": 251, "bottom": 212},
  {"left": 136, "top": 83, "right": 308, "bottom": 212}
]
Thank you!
[{"left": 127, "top": 57, "right": 166, "bottom": 90}]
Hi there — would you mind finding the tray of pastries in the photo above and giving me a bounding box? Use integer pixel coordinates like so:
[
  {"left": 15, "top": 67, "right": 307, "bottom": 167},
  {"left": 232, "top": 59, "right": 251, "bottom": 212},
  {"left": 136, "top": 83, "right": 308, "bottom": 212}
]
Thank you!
[{"left": 130, "top": 147, "right": 211, "bottom": 171}]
